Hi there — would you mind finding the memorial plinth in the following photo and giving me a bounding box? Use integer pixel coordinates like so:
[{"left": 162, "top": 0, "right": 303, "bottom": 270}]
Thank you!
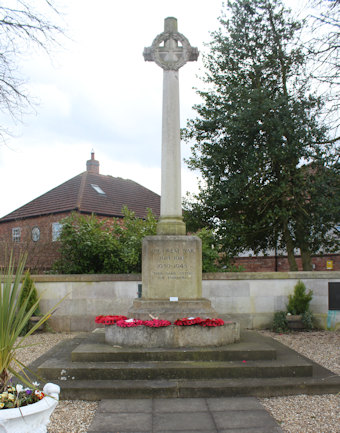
[
  {"left": 142, "top": 235, "right": 202, "bottom": 299},
  {"left": 128, "top": 235, "right": 218, "bottom": 320}
]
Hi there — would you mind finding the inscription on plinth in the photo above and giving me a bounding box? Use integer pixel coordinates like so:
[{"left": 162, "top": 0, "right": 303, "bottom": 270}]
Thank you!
[{"left": 142, "top": 235, "right": 202, "bottom": 299}]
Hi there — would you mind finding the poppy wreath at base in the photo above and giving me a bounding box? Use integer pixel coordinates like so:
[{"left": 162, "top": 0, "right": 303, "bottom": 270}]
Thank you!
[
  {"left": 174, "top": 317, "right": 225, "bottom": 327},
  {"left": 95, "top": 316, "right": 224, "bottom": 327},
  {"left": 143, "top": 319, "right": 172, "bottom": 327},
  {"left": 116, "top": 319, "right": 144, "bottom": 327},
  {"left": 200, "top": 318, "right": 225, "bottom": 327},
  {"left": 95, "top": 315, "right": 128, "bottom": 325}
]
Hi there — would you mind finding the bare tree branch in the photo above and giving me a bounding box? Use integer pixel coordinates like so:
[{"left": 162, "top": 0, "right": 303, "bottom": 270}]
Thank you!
[{"left": 0, "top": 0, "right": 64, "bottom": 143}]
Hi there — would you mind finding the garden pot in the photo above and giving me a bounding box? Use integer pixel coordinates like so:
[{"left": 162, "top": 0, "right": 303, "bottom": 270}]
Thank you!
[
  {"left": 0, "top": 383, "right": 60, "bottom": 433},
  {"left": 29, "top": 315, "right": 44, "bottom": 332},
  {"left": 286, "top": 314, "right": 304, "bottom": 329}
]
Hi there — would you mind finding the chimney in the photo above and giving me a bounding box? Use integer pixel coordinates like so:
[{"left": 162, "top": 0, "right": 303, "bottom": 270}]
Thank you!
[{"left": 86, "top": 150, "right": 100, "bottom": 174}]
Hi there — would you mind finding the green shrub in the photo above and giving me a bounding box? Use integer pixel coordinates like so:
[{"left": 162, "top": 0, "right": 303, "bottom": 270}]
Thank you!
[
  {"left": 287, "top": 280, "right": 313, "bottom": 315},
  {"left": 196, "top": 228, "right": 221, "bottom": 273},
  {"left": 18, "top": 271, "right": 40, "bottom": 335},
  {"left": 272, "top": 311, "right": 288, "bottom": 333},
  {"left": 18, "top": 271, "right": 40, "bottom": 316},
  {"left": 302, "top": 310, "right": 316, "bottom": 330}
]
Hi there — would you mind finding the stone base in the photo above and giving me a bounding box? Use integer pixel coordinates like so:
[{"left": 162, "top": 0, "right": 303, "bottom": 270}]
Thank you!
[
  {"left": 156, "top": 217, "right": 186, "bottom": 235},
  {"left": 105, "top": 322, "right": 240, "bottom": 348},
  {"left": 128, "top": 298, "right": 218, "bottom": 322}
]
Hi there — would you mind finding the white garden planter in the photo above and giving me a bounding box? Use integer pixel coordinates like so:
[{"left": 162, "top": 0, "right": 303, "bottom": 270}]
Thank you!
[{"left": 0, "top": 383, "right": 60, "bottom": 433}]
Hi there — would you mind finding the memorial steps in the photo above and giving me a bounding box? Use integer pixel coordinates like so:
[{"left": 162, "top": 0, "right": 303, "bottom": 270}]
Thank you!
[{"left": 33, "top": 330, "right": 340, "bottom": 400}]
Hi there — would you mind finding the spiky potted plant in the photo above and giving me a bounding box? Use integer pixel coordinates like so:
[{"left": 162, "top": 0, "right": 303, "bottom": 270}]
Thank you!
[{"left": 0, "top": 253, "right": 65, "bottom": 433}]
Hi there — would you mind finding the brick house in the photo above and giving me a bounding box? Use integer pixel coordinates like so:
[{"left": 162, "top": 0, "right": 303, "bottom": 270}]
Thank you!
[{"left": 0, "top": 152, "right": 160, "bottom": 272}]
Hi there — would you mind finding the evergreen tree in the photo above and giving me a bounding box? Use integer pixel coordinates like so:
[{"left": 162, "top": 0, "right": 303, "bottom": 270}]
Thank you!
[{"left": 184, "top": 0, "right": 339, "bottom": 270}]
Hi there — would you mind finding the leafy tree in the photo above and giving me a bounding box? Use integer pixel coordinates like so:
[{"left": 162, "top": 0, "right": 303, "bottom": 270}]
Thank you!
[
  {"left": 307, "top": 0, "right": 340, "bottom": 134},
  {"left": 183, "top": 0, "right": 339, "bottom": 270},
  {"left": 53, "top": 208, "right": 225, "bottom": 274},
  {"left": 53, "top": 207, "right": 157, "bottom": 274},
  {"left": 109, "top": 207, "right": 158, "bottom": 273},
  {"left": 0, "top": 0, "right": 63, "bottom": 142}
]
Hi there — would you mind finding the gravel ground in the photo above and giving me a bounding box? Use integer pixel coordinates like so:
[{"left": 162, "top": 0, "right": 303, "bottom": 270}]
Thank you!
[
  {"left": 259, "top": 330, "right": 340, "bottom": 433},
  {"left": 15, "top": 330, "right": 340, "bottom": 433}
]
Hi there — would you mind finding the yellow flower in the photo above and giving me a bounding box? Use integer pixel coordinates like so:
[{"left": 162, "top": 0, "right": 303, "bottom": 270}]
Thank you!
[
  {"left": 7, "top": 393, "right": 15, "bottom": 401},
  {"left": 0, "top": 392, "right": 8, "bottom": 400},
  {"left": 0, "top": 403, "right": 4, "bottom": 409}
]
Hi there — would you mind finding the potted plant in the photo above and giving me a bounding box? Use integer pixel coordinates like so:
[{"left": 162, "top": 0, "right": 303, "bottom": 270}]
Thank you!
[
  {"left": 0, "top": 253, "right": 65, "bottom": 432},
  {"left": 286, "top": 280, "right": 313, "bottom": 329}
]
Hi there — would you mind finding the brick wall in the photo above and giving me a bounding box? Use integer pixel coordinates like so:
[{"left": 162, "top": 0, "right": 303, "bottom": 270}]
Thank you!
[{"left": 232, "top": 254, "right": 340, "bottom": 272}]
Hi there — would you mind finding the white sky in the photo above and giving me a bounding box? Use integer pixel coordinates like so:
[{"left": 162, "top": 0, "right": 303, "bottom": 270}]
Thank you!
[{"left": 0, "top": 0, "right": 307, "bottom": 218}]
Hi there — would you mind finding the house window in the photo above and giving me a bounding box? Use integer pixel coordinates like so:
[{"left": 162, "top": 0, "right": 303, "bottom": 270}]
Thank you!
[
  {"left": 12, "top": 227, "right": 21, "bottom": 242},
  {"left": 52, "top": 222, "right": 62, "bottom": 241},
  {"left": 91, "top": 184, "right": 105, "bottom": 195}
]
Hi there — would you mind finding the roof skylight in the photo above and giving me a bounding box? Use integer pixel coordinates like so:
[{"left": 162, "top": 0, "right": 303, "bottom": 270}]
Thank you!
[{"left": 91, "top": 184, "right": 106, "bottom": 195}]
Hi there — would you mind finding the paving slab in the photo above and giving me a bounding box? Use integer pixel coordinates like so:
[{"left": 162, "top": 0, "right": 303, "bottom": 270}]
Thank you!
[
  {"left": 213, "top": 409, "right": 280, "bottom": 430},
  {"left": 153, "top": 398, "right": 207, "bottom": 412},
  {"left": 87, "top": 411, "right": 152, "bottom": 432},
  {"left": 88, "top": 397, "right": 284, "bottom": 433},
  {"left": 206, "top": 396, "right": 264, "bottom": 411},
  {"left": 98, "top": 399, "right": 153, "bottom": 413},
  {"left": 153, "top": 411, "right": 217, "bottom": 431}
]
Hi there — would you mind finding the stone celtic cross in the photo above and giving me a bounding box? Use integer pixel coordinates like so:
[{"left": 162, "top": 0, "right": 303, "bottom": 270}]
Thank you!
[
  {"left": 144, "top": 17, "right": 198, "bottom": 235},
  {"left": 143, "top": 17, "right": 199, "bottom": 71}
]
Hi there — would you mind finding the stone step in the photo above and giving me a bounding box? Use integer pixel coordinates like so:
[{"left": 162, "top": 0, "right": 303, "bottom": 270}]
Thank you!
[
  {"left": 49, "top": 376, "right": 340, "bottom": 400},
  {"left": 38, "top": 358, "right": 312, "bottom": 381},
  {"left": 128, "top": 298, "right": 218, "bottom": 322},
  {"left": 71, "top": 342, "right": 277, "bottom": 362},
  {"left": 29, "top": 331, "right": 340, "bottom": 399}
]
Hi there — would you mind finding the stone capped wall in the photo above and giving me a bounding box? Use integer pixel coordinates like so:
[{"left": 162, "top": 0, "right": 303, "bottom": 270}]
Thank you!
[{"left": 31, "top": 272, "right": 340, "bottom": 332}]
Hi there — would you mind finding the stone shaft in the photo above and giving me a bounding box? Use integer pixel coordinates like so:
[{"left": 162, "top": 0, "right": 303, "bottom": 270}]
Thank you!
[{"left": 158, "top": 69, "right": 185, "bottom": 235}]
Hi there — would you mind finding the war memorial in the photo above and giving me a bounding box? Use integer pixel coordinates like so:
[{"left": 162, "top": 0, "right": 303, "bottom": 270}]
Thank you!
[{"left": 34, "top": 18, "right": 340, "bottom": 401}]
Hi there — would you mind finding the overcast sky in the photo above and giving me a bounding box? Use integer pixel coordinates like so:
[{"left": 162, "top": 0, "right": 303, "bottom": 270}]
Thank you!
[{"left": 0, "top": 0, "right": 306, "bottom": 218}]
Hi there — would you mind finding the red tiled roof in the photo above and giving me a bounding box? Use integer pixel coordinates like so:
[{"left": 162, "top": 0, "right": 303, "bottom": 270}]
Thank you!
[{"left": 0, "top": 172, "right": 160, "bottom": 222}]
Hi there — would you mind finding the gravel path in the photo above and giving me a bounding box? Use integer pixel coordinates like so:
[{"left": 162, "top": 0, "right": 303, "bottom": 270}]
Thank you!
[{"left": 15, "top": 330, "right": 339, "bottom": 433}]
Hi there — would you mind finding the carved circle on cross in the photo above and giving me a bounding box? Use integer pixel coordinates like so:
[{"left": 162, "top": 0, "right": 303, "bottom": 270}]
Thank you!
[{"left": 151, "top": 31, "right": 192, "bottom": 71}]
